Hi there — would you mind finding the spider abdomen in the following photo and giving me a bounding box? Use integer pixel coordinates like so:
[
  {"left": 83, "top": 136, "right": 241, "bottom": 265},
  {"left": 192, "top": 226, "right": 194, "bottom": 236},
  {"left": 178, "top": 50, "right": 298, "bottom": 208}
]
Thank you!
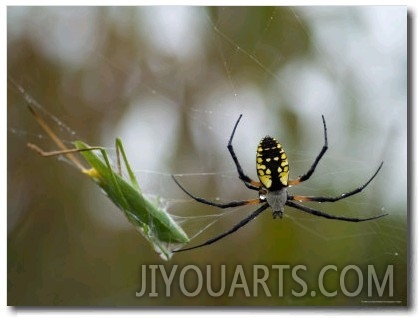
[{"left": 256, "top": 136, "right": 289, "bottom": 190}]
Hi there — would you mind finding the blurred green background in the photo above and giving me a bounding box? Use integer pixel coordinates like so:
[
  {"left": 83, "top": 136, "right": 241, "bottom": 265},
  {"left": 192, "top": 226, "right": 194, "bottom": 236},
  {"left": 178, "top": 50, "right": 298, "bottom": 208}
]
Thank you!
[{"left": 7, "top": 7, "right": 407, "bottom": 306}]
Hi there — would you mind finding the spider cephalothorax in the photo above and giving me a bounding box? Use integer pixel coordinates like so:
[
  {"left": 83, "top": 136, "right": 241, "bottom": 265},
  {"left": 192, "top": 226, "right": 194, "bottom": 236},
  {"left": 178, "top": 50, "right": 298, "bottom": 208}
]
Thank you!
[{"left": 172, "top": 115, "right": 387, "bottom": 253}]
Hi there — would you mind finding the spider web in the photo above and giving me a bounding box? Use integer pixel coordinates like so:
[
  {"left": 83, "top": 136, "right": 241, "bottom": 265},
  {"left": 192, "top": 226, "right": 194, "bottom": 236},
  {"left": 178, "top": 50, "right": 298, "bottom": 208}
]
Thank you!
[{"left": 8, "top": 6, "right": 407, "bottom": 305}]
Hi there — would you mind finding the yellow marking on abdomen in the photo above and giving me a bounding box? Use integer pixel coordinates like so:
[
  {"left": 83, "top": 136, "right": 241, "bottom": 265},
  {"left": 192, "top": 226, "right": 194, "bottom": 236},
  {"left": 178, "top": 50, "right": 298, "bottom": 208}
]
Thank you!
[
  {"left": 256, "top": 136, "right": 289, "bottom": 189},
  {"left": 259, "top": 175, "right": 272, "bottom": 188}
]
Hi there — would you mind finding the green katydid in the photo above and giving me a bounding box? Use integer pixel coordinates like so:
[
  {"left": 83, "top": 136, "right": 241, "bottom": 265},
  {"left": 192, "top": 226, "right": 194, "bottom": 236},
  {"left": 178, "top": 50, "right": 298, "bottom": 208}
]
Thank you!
[{"left": 26, "top": 105, "right": 189, "bottom": 260}]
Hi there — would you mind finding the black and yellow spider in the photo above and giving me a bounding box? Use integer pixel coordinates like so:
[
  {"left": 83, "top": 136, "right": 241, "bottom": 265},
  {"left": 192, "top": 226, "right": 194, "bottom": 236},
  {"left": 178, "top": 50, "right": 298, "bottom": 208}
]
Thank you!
[{"left": 172, "top": 115, "right": 387, "bottom": 252}]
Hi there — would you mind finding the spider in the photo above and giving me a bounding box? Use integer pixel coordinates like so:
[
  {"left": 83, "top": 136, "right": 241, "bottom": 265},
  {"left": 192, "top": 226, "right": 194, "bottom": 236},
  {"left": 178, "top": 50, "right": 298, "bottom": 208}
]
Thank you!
[{"left": 172, "top": 115, "right": 387, "bottom": 253}]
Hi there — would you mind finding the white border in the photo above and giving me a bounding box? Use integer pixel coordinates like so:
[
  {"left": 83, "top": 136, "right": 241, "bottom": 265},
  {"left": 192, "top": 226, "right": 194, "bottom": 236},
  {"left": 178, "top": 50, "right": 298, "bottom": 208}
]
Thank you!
[{"left": 3, "top": 1, "right": 414, "bottom": 317}]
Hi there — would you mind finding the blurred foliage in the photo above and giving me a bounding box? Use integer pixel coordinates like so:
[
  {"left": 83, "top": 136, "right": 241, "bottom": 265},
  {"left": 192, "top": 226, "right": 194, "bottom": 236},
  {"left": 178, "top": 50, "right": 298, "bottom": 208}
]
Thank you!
[{"left": 7, "top": 7, "right": 406, "bottom": 306}]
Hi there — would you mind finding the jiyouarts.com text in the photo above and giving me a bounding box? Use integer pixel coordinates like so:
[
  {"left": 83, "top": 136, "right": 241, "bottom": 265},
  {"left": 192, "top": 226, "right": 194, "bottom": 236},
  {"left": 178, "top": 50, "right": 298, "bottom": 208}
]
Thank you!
[{"left": 135, "top": 264, "right": 394, "bottom": 298}]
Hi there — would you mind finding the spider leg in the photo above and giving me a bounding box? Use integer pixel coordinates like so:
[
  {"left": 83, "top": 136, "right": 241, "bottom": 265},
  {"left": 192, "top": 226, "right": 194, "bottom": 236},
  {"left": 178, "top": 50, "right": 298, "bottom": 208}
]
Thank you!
[
  {"left": 289, "top": 115, "right": 328, "bottom": 186},
  {"left": 173, "top": 203, "right": 270, "bottom": 252},
  {"left": 286, "top": 201, "right": 388, "bottom": 222},
  {"left": 227, "top": 114, "right": 262, "bottom": 191},
  {"left": 289, "top": 162, "right": 384, "bottom": 203},
  {"left": 172, "top": 175, "right": 262, "bottom": 208}
]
